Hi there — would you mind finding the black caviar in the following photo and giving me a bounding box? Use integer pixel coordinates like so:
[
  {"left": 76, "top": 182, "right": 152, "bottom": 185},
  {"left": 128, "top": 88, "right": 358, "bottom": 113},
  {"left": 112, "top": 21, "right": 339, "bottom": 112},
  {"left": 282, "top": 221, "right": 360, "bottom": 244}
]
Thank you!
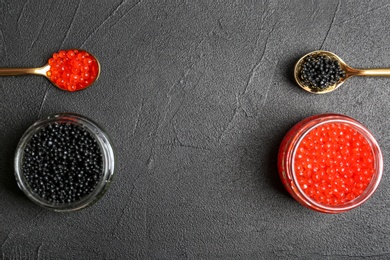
[
  {"left": 22, "top": 122, "right": 103, "bottom": 204},
  {"left": 300, "top": 54, "right": 346, "bottom": 90}
]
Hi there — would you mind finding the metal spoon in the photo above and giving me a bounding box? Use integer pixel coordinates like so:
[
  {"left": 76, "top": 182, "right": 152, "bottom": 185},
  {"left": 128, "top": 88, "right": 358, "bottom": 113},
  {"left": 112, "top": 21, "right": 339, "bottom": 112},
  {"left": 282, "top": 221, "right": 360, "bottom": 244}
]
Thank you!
[
  {"left": 0, "top": 50, "right": 100, "bottom": 92},
  {"left": 294, "top": 50, "right": 390, "bottom": 94}
]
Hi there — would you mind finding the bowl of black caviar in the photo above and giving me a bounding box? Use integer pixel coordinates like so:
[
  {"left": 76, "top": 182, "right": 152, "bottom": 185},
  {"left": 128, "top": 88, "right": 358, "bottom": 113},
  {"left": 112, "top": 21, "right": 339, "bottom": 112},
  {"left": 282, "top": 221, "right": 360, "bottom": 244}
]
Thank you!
[{"left": 14, "top": 113, "right": 114, "bottom": 212}]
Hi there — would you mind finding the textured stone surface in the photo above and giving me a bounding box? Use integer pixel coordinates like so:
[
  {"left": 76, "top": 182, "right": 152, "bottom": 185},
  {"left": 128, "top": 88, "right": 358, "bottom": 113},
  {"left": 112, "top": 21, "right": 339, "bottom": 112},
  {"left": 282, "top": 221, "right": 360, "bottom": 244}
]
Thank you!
[{"left": 1, "top": 0, "right": 390, "bottom": 259}]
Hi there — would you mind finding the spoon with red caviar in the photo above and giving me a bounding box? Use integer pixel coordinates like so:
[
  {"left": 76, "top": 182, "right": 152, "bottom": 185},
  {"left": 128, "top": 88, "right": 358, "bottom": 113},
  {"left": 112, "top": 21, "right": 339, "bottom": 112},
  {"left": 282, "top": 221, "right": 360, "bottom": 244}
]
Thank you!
[
  {"left": 295, "top": 50, "right": 390, "bottom": 94},
  {"left": 0, "top": 49, "right": 100, "bottom": 92}
]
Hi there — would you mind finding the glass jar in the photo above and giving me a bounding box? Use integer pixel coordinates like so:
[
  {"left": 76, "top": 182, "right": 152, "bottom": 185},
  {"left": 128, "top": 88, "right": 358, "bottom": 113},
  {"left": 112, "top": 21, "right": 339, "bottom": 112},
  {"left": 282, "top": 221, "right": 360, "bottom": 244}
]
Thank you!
[
  {"left": 14, "top": 113, "right": 115, "bottom": 212},
  {"left": 278, "top": 114, "right": 383, "bottom": 213}
]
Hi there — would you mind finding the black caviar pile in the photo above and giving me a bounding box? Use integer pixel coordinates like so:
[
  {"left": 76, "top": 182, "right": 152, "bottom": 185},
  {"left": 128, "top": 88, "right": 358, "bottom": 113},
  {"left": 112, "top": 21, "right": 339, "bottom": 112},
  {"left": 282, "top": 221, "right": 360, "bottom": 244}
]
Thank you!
[
  {"left": 22, "top": 122, "right": 103, "bottom": 204},
  {"left": 300, "top": 54, "right": 346, "bottom": 90}
]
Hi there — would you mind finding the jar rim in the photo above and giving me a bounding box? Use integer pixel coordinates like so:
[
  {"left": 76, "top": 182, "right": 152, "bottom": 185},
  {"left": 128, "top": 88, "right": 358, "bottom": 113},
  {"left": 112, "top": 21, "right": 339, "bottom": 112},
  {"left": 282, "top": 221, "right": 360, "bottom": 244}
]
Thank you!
[
  {"left": 283, "top": 114, "right": 383, "bottom": 213},
  {"left": 14, "top": 113, "right": 115, "bottom": 212}
]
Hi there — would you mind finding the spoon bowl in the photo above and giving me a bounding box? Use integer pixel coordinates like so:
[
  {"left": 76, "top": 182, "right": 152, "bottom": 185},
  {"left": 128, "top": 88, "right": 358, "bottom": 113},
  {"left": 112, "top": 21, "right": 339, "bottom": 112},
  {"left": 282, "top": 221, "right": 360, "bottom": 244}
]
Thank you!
[
  {"left": 0, "top": 49, "right": 100, "bottom": 92},
  {"left": 294, "top": 50, "right": 390, "bottom": 94},
  {"left": 294, "top": 50, "right": 349, "bottom": 94}
]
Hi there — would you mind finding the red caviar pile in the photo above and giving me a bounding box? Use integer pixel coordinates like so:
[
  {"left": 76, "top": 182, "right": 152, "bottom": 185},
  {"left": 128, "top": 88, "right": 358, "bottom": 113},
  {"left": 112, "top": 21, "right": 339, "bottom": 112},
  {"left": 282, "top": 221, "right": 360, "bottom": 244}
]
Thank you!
[
  {"left": 46, "top": 50, "right": 99, "bottom": 92},
  {"left": 294, "top": 122, "right": 375, "bottom": 206}
]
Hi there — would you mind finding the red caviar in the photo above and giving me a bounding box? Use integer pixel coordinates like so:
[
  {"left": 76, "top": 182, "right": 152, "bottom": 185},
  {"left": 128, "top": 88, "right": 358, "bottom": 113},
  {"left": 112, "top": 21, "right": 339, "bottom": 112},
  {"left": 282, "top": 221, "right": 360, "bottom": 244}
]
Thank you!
[
  {"left": 294, "top": 122, "right": 374, "bottom": 206},
  {"left": 278, "top": 114, "right": 383, "bottom": 213},
  {"left": 46, "top": 50, "right": 99, "bottom": 92}
]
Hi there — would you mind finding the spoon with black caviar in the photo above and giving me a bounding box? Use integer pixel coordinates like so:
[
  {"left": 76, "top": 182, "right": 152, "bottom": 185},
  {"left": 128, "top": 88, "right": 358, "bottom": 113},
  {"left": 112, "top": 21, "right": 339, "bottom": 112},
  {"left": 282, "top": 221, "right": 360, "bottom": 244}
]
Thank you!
[{"left": 294, "top": 50, "right": 390, "bottom": 94}]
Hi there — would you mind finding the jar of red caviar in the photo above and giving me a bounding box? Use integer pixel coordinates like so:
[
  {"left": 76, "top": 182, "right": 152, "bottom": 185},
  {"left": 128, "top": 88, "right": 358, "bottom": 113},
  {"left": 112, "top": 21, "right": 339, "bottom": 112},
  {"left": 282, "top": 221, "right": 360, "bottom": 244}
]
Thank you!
[
  {"left": 14, "top": 113, "right": 115, "bottom": 212},
  {"left": 278, "top": 114, "right": 383, "bottom": 213}
]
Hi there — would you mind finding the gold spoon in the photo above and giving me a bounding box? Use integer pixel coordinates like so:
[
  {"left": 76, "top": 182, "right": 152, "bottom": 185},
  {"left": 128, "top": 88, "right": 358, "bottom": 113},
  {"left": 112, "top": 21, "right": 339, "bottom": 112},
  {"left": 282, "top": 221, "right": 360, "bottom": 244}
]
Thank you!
[
  {"left": 0, "top": 50, "right": 100, "bottom": 92},
  {"left": 294, "top": 50, "right": 390, "bottom": 94}
]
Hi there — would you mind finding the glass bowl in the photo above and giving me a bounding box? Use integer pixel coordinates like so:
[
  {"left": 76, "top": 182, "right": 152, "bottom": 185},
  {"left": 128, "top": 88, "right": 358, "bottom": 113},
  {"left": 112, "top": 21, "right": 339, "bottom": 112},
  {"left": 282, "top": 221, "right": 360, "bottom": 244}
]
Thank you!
[
  {"left": 278, "top": 114, "right": 383, "bottom": 213},
  {"left": 14, "top": 113, "right": 115, "bottom": 212}
]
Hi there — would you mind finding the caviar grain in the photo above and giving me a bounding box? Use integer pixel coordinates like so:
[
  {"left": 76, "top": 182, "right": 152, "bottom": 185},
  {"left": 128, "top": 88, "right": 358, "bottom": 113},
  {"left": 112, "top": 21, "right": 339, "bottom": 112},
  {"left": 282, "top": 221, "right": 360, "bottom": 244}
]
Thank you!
[
  {"left": 300, "top": 54, "right": 346, "bottom": 90},
  {"left": 22, "top": 122, "right": 103, "bottom": 204}
]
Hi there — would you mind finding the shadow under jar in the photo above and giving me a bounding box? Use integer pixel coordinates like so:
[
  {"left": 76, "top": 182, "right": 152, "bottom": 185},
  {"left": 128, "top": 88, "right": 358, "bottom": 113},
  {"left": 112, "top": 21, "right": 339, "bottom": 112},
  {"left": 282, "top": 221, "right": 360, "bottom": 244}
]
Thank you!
[
  {"left": 278, "top": 114, "right": 383, "bottom": 213},
  {"left": 14, "top": 113, "right": 114, "bottom": 212}
]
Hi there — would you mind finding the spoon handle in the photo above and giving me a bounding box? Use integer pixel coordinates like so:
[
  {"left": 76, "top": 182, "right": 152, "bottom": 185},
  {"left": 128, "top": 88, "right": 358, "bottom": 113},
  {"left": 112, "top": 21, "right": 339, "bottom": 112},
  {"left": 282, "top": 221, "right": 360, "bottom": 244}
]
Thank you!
[
  {"left": 0, "top": 65, "right": 49, "bottom": 77},
  {"left": 352, "top": 68, "right": 390, "bottom": 77}
]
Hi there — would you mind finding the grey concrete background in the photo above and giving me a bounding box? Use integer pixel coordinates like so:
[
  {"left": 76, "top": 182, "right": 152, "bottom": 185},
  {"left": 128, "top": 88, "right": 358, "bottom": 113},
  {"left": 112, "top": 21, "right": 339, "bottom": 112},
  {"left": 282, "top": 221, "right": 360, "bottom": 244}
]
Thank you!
[{"left": 1, "top": 0, "right": 390, "bottom": 259}]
